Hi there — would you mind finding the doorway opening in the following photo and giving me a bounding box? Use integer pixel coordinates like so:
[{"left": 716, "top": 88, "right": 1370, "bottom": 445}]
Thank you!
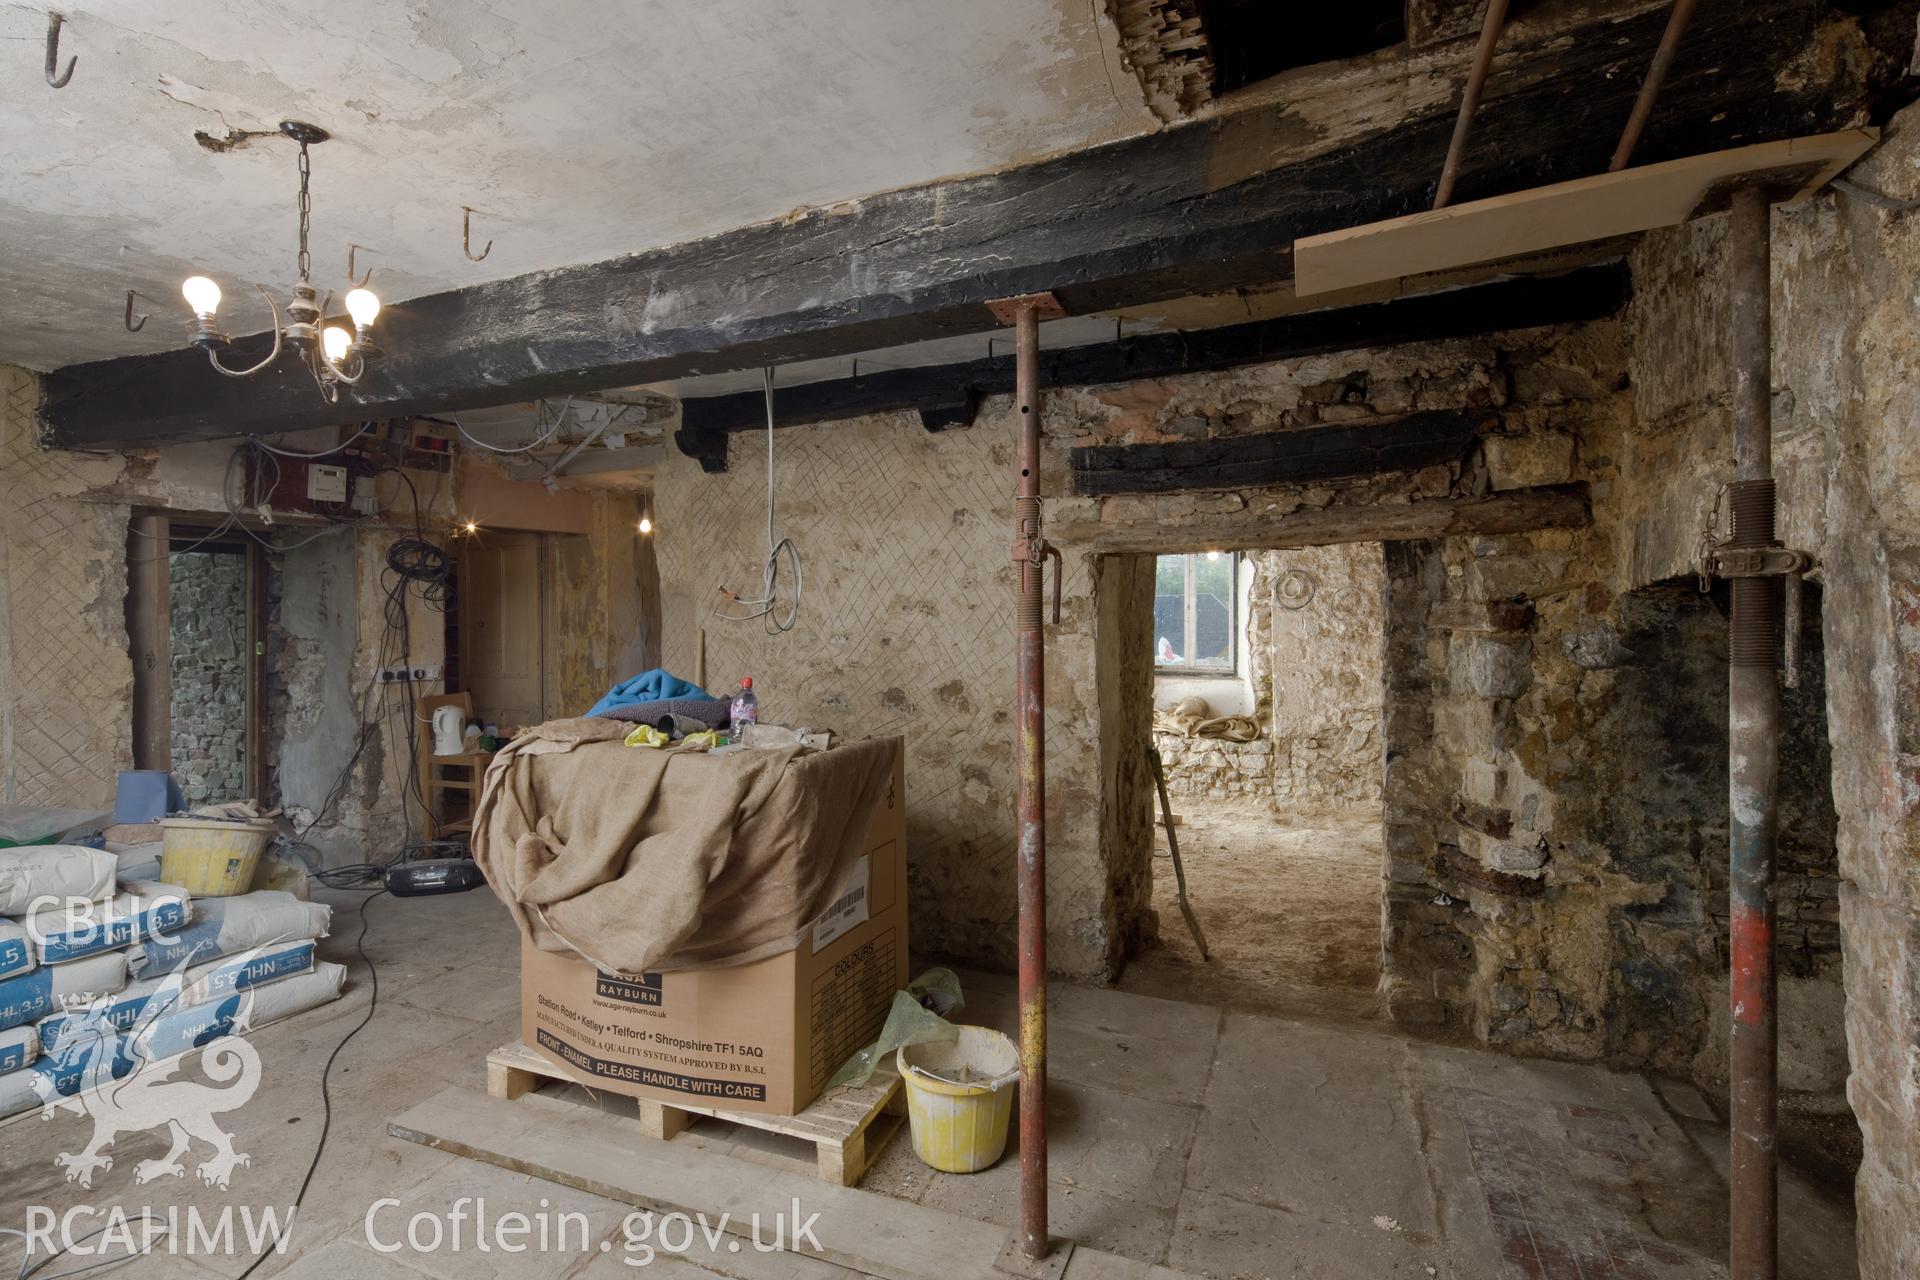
[
  {"left": 1120, "top": 543, "right": 1388, "bottom": 1021},
  {"left": 127, "top": 519, "right": 267, "bottom": 804}
]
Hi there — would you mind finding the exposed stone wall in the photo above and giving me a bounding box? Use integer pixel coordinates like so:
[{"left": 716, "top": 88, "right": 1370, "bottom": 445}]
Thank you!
[
  {"left": 1150, "top": 731, "right": 1270, "bottom": 800},
  {"left": 1614, "top": 105, "right": 1920, "bottom": 1278},
  {"left": 1152, "top": 542, "right": 1385, "bottom": 810},
  {"left": 167, "top": 549, "right": 249, "bottom": 804},
  {"left": 1263, "top": 543, "right": 1385, "bottom": 810},
  {"left": 654, "top": 316, "right": 1630, "bottom": 987},
  {"left": 655, "top": 419, "right": 1141, "bottom": 979}
]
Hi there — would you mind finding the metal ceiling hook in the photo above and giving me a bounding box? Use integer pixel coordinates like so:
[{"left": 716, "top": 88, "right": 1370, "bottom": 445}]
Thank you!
[
  {"left": 45, "top": 11, "right": 75, "bottom": 88},
  {"left": 345, "top": 243, "right": 373, "bottom": 288},
  {"left": 461, "top": 207, "right": 491, "bottom": 262},
  {"left": 123, "top": 290, "right": 147, "bottom": 333}
]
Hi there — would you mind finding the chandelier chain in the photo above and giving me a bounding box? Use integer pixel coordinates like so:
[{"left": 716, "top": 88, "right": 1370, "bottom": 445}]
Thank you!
[{"left": 296, "top": 142, "right": 312, "bottom": 283}]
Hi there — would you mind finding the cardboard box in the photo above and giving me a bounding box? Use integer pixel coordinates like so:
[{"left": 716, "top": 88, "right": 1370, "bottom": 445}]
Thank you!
[{"left": 520, "top": 741, "right": 907, "bottom": 1116}]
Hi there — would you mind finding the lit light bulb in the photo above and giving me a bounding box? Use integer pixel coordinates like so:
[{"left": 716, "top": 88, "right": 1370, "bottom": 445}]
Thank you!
[
  {"left": 181, "top": 276, "right": 222, "bottom": 318},
  {"left": 638, "top": 515, "right": 653, "bottom": 535},
  {"left": 321, "top": 325, "right": 352, "bottom": 363},
  {"left": 344, "top": 287, "right": 381, "bottom": 328},
  {"left": 1205, "top": 550, "right": 1221, "bottom": 562},
  {"left": 462, "top": 518, "right": 479, "bottom": 535}
]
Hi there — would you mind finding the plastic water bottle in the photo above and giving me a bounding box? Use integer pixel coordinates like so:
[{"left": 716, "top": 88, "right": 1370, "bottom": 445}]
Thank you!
[{"left": 730, "top": 677, "right": 759, "bottom": 745}]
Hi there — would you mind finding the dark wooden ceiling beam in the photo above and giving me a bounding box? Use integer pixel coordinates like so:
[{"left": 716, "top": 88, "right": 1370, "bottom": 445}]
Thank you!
[
  {"left": 1052, "top": 482, "right": 1592, "bottom": 553},
  {"left": 39, "top": 0, "right": 1900, "bottom": 451},
  {"left": 1069, "top": 410, "right": 1485, "bottom": 495},
  {"left": 673, "top": 263, "right": 1626, "bottom": 471}
]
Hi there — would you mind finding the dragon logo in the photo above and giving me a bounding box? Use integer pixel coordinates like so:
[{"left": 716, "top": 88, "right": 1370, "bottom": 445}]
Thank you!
[{"left": 35, "top": 956, "right": 265, "bottom": 1191}]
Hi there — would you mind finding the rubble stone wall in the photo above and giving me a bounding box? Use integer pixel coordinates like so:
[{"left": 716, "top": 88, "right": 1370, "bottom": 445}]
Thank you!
[
  {"left": 167, "top": 549, "right": 249, "bottom": 804},
  {"left": 1612, "top": 105, "right": 1920, "bottom": 1279},
  {"left": 1152, "top": 542, "right": 1385, "bottom": 810}
]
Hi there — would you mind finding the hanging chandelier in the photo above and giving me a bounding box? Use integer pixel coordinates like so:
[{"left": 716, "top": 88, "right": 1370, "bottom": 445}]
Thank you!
[{"left": 178, "top": 121, "right": 381, "bottom": 402}]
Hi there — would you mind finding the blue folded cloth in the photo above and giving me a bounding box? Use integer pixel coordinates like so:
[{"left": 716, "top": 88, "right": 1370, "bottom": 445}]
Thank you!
[{"left": 584, "top": 669, "right": 711, "bottom": 719}]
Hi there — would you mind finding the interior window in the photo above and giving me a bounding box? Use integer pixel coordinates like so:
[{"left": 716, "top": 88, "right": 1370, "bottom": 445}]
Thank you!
[{"left": 1153, "top": 552, "right": 1237, "bottom": 674}]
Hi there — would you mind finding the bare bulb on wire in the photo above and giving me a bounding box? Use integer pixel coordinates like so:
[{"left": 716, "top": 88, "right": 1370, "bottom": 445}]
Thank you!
[
  {"left": 181, "top": 275, "right": 221, "bottom": 318},
  {"left": 344, "top": 287, "right": 381, "bottom": 327}
]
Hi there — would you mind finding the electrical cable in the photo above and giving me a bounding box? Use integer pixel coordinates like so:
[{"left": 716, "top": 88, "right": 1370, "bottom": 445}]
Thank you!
[
  {"left": 222, "top": 446, "right": 360, "bottom": 553},
  {"left": 228, "top": 889, "right": 386, "bottom": 1280},
  {"left": 247, "top": 421, "right": 376, "bottom": 460},
  {"left": 447, "top": 396, "right": 574, "bottom": 455},
  {"left": 124, "top": 514, "right": 245, "bottom": 566},
  {"left": 1, "top": 1211, "right": 169, "bottom": 1280},
  {"left": 0, "top": 893, "right": 386, "bottom": 1278},
  {"left": 712, "top": 367, "right": 802, "bottom": 634}
]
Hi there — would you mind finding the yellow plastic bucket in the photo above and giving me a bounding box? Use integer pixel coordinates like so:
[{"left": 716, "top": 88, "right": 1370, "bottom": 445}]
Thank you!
[
  {"left": 158, "top": 818, "right": 275, "bottom": 897},
  {"left": 897, "top": 1025, "right": 1020, "bottom": 1173}
]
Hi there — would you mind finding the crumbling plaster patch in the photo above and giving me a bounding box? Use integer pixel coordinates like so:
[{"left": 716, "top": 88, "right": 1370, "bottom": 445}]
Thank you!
[{"left": 0, "top": 375, "right": 480, "bottom": 865}]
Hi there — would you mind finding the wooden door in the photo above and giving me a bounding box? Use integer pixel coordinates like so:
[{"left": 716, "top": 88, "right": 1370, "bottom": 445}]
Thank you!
[{"left": 458, "top": 531, "right": 548, "bottom": 729}]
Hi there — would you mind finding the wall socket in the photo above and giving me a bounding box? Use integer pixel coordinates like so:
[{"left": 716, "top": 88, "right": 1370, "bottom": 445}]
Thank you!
[{"left": 377, "top": 664, "right": 440, "bottom": 684}]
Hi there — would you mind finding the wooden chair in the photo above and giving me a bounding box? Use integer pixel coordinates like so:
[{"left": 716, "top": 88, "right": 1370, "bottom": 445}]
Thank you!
[{"left": 415, "top": 691, "right": 493, "bottom": 841}]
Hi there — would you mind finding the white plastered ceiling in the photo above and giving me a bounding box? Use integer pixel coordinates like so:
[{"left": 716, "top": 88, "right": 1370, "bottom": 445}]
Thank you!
[{"left": 1, "top": 0, "right": 1153, "bottom": 372}]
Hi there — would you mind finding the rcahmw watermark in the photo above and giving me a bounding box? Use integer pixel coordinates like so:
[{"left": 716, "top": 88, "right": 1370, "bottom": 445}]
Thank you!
[{"left": 21, "top": 1204, "right": 295, "bottom": 1258}]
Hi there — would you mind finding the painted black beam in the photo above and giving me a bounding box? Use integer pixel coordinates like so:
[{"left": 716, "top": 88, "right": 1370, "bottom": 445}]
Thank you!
[
  {"left": 675, "top": 263, "right": 1627, "bottom": 466},
  {"left": 1070, "top": 410, "right": 1483, "bottom": 495},
  {"left": 39, "top": 0, "right": 1891, "bottom": 450}
]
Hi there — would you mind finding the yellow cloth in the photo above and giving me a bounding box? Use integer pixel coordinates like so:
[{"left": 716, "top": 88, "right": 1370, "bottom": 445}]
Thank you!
[{"left": 623, "top": 724, "right": 668, "bottom": 749}]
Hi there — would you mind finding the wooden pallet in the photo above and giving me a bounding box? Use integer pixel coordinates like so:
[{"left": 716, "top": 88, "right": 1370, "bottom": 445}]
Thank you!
[{"left": 484, "top": 1040, "right": 906, "bottom": 1187}]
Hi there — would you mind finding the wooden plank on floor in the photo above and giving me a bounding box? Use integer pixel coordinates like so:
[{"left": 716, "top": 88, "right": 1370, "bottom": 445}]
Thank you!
[{"left": 389, "top": 1085, "right": 1200, "bottom": 1280}]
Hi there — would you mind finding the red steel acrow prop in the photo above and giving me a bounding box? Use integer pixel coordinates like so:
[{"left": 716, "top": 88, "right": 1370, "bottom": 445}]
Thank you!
[{"left": 1725, "top": 182, "right": 1780, "bottom": 1280}]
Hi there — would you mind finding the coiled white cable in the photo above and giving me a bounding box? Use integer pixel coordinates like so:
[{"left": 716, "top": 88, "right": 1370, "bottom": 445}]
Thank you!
[{"left": 713, "top": 367, "right": 801, "bottom": 634}]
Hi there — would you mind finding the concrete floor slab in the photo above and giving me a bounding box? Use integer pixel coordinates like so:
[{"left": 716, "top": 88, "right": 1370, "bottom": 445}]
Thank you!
[
  {"left": 964, "top": 989, "right": 1220, "bottom": 1106},
  {"left": 262, "top": 1238, "right": 440, "bottom": 1279},
  {"left": 1183, "top": 1015, "right": 1436, "bottom": 1234},
  {"left": 1170, "top": 1188, "right": 1446, "bottom": 1279},
  {"left": 566, "top": 1231, "right": 870, "bottom": 1277},
  {"left": 0, "top": 884, "right": 1863, "bottom": 1280}
]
